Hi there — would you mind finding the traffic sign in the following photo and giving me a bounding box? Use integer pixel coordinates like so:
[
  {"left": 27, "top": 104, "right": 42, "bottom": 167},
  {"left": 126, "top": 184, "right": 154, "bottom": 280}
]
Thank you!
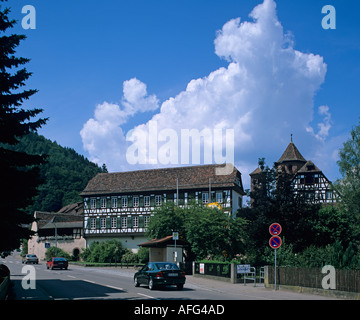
[
  {"left": 269, "top": 235, "right": 282, "bottom": 249},
  {"left": 269, "top": 223, "right": 282, "bottom": 236},
  {"left": 172, "top": 232, "right": 179, "bottom": 240}
]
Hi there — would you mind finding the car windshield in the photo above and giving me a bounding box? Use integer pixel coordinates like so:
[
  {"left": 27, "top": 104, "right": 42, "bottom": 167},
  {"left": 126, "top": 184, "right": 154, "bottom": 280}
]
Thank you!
[
  {"left": 54, "top": 258, "right": 67, "bottom": 261},
  {"left": 155, "top": 263, "right": 179, "bottom": 270}
]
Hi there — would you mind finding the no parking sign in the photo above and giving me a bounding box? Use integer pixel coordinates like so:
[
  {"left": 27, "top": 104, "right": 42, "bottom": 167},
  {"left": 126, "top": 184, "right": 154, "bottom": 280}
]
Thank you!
[
  {"left": 269, "top": 235, "right": 282, "bottom": 249},
  {"left": 268, "top": 223, "right": 282, "bottom": 290},
  {"left": 269, "top": 223, "right": 282, "bottom": 236}
]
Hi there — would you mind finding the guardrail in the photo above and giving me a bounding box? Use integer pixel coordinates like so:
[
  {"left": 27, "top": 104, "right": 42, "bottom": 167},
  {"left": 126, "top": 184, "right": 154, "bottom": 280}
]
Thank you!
[
  {"left": 69, "top": 261, "right": 145, "bottom": 268},
  {"left": 193, "top": 262, "right": 265, "bottom": 285}
]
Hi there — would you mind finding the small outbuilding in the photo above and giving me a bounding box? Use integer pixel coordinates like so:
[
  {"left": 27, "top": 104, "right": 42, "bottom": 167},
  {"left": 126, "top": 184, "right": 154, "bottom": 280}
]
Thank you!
[{"left": 138, "top": 236, "right": 188, "bottom": 263}]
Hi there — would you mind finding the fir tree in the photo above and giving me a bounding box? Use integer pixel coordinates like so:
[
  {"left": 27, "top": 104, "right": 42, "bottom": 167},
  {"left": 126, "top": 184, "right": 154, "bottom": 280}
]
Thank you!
[{"left": 0, "top": 2, "right": 47, "bottom": 253}]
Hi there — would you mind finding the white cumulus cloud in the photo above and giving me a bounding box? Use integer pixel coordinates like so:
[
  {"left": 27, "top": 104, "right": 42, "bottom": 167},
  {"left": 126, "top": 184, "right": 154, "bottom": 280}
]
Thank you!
[
  {"left": 81, "top": 0, "right": 331, "bottom": 185},
  {"left": 80, "top": 78, "right": 159, "bottom": 170}
]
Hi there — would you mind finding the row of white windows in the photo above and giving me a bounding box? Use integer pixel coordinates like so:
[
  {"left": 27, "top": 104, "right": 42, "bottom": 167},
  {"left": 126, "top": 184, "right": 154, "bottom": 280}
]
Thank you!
[
  {"left": 89, "top": 216, "right": 150, "bottom": 229},
  {"left": 90, "top": 196, "right": 162, "bottom": 209},
  {"left": 89, "top": 192, "right": 226, "bottom": 209}
]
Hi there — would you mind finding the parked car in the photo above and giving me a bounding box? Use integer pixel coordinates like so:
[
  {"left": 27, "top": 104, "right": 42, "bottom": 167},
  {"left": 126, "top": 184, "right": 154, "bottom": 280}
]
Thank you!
[
  {"left": 22, "top": 254, "right": 39, "bottom": 264},
  {"left": 134, "top": 262, "right": 186, "bottom": 290},
  {"left": 46, "top": 257, "right": 68, "bottom": 270}
]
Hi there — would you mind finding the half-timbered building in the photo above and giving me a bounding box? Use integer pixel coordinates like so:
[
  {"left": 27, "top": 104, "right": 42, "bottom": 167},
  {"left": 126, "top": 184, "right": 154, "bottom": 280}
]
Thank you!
[
  {"left": 81, "top": 163, "right": 245, "bottom": 251},
  {"left": 251, "top": 140, "right": 339, "bottom": 204}
]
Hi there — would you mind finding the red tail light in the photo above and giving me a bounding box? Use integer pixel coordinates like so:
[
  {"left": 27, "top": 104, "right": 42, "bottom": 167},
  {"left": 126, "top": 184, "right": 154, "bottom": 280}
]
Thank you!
[
  {"left": 181, "top": 271, "right": 186, "bottom": 277},
  {"left": 156, "top": 271, "right": 164, "bottom": 279}
]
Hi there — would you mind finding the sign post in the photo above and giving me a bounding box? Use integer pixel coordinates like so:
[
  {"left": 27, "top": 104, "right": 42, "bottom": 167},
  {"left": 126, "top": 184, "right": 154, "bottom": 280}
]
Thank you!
[
  {"left": 172, "top": 232, "right": 179, "bottom": 263},
  {"left": 269, "top": 223, "right": 282, "bottom": 290}
]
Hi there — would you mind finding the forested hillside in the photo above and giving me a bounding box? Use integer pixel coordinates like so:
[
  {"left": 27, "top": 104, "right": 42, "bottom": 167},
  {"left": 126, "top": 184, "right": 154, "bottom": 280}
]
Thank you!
[{"left": 5, "top": 132, "right": 105, "bottom": 214}]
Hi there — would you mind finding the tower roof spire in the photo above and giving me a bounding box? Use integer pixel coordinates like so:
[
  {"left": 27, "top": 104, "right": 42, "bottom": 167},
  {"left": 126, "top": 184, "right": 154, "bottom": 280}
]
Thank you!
[{"left": 276, "top": 140, "right": 307, "bottom": 164}]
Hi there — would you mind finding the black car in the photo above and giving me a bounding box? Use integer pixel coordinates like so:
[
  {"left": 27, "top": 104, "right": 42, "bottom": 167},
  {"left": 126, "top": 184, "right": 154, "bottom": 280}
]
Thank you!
[{"left": 134, "top": 262, "right": 186, "bottom": 290}]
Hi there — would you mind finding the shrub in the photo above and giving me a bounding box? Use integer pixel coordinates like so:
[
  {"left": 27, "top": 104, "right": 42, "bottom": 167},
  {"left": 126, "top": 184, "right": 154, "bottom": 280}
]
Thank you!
[
  {"left": 80, "top": 239, "right": 128, "bottom": 263},
  {"left": 45, "top": 247, "right": 71, "bottom": 261},
  {"left": 122, "top": 251, "right": 138, "bottom": 264},
  {"left": 137, "top": 247, "right": 149, "bottom": 264}
]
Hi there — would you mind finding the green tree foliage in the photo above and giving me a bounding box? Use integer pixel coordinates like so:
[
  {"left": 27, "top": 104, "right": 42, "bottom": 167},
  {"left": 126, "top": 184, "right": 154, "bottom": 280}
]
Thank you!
[
  {"left": 80, "top": 240, "right": 129, "bottom": 263},
  {"left": 306, "top": 205, "right": 357, "bottom": 248},
  {"left": 45, "top": 246, "right": 71, "bottom": 261},
  {"left": 0, "top": 3, "right": 47, "bottom": 253},
  {"left": 137, "top": 247, "right": 149, "bottom": 264},
  {"left": 334, "top": 120, "right": 360, "bottom": 227},
  {"left": 238, "top": 158, "right": 356, "bottom": 267},
  {"left": 146, "top": 202, "right": 186, "bottom": 240},
  {"left": 239, "top": 160, "right": 320, "bottom": 264},
  {"left": 147, "top": 202, "right": 247, "bottom": 261},
  {"left": 5, "top": 132, "right": 105, "bottom": 213},
  {"left": 262, "top": 240, "right": 359, "bottom": 269}
]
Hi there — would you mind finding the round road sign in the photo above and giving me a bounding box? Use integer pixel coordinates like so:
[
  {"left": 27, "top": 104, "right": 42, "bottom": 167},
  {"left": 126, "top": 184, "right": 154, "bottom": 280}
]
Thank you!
[
  {"left": 269, "top": 235, "right": 282, "bottom": 249},
  {"left": 269, "top": 223, "right": 282, "bottom": 236}
]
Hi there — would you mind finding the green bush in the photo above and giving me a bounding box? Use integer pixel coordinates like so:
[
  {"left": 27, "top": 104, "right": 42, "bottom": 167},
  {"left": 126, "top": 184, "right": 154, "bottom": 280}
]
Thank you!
[
  {"left": 45, "top": 247, "right": 71, "bottom": 261},
  {"left": 122, "top": 251, "right": 138, "bottom": 263},
  {"left": 137, "top": 247, "right": 149, "bottom": 264},
  {"left": 80, "top": 239, "right": 128, "bottom": 263}
]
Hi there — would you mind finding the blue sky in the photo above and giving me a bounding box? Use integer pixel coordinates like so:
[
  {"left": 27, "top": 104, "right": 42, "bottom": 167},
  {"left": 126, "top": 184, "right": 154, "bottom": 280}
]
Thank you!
[{"left": 8, "top": 0, "right": 360, "bottom": 189}]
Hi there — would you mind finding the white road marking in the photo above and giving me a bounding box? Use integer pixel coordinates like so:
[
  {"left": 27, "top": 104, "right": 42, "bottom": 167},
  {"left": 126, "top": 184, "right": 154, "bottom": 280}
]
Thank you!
[
  {"left": 105, "top": 285, "right": 124, "bottom": 291},
  {"left": 137, "top": 292, "right": 156, "bottom": 299},
  {"left": 82, "top": 279, "right": 96, "bottom": 284},
  {"left": 81, "top": 279, "right": 123, "bottom": 291}
]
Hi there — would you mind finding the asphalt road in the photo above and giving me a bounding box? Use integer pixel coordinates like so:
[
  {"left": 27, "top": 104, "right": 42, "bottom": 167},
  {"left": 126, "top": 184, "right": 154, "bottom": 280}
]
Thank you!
[{"left": 2, "top": 253, "right": 338, "bottom": 301}]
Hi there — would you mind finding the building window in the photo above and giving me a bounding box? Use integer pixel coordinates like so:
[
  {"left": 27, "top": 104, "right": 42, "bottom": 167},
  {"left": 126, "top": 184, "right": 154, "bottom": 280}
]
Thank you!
[
  {"left": 326, "top": 191, "right": 332, "bottom": 200},
  {"left": 100, "top": 218, "right": 106, "bottom": 229},
  {"left": 144, "top": 216, "right": 150, "bottom": 227},
  {"left": 133, "top": 196, "right": 139, "bottom": 207},
  {"left": 111, "top": 198, "right": 117, "bottom": 208},
  {"left": 111, "top": 217, "right": 117, "bottom": 228},
  {"left": 133, "top": 216, "right": 139, "bottom": 228},
  {"left": 90, "top": 218, "right": 96, "bottom": 229},
  {"left": 202, "top": 192, "right": 209, "bottom": 204},
  {"left": 216, "top": 192, "right": 223, "bottom": 203},
  {"left": 73, "top": 228, "right": 81, "bottom": 239},
  {"left": 224, "top": 190, "right": 231, "bottom": 203},
  {"left": 155, "top": 195, "right": 162, "bottom": 206},
  {"left": 122, "top": 197, "right": 128, "bottom": 208},
  {"left": 121, "top": 217, "right": 127, "bottom": 228},
  {"left": 101, "top": 198, "right": 106, "bottom": 209},
  {"left": 144, "top": 196, "right": 150, "bottom": 207},
  {"left": 90, "top": 199, "right": 96, "bottom": 209}
]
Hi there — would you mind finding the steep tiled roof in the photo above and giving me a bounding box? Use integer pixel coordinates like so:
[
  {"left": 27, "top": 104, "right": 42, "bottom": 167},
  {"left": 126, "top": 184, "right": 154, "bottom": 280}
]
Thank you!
[
  {"left": 34, "top": 202, "right": 84, "bottom": 230},
  {"left": 57, "top": 201, "right": 83, "bottom": 215},
  {"left": 297, "top": 160, "right": 322, "bottom": 174},
  {"left": 250, "top": 167, "right": 263, "bottom": 176},
  {"left": 276, "top": 142, "right": 307, "bottom": 164},
  {"left": 81, "top": 164, "right": 244, "bottom": 196}
]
